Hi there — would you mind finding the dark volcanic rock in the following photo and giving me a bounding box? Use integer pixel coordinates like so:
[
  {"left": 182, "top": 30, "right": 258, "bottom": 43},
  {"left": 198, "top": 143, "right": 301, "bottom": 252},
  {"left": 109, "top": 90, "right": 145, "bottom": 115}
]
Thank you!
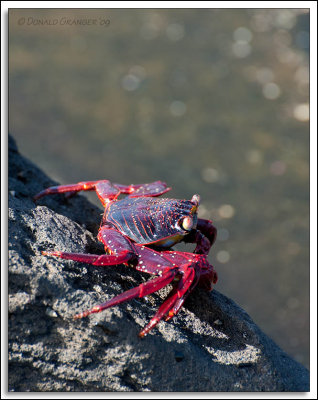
[{"left": 8, "top": 134, "right": 309, "bottom": 392}]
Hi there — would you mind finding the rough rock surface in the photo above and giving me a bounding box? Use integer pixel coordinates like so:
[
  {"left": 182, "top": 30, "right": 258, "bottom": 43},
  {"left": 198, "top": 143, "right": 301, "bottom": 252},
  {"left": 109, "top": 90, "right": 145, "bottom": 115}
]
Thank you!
[{"left": 8, "top": 134, "right": 309, "bottom": 392}]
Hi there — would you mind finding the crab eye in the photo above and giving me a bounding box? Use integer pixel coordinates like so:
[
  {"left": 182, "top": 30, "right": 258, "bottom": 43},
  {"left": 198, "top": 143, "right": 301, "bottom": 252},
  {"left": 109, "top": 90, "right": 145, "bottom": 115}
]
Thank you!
[
  {"left": 181, "top": 216, "right": 193, "bottom": 231},
  {"left": 191, "top": 194, "right": 200, "bottom": 207}
]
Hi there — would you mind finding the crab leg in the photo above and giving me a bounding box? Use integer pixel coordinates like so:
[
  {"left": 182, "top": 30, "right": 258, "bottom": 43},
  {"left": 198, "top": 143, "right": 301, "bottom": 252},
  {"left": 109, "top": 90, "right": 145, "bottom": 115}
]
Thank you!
[
  {"left": 138, "top": 267, "right": 197, "bottom": 337},
  {"left": 33, "top": 180, "right": 103, "bottom": 201},
  {"left": 73, "top": 268, "right": 178, "bottom": 319},
  {"left": 138, "top": 292, "right": 181, "bottom": 337},
  {"left": 34, "top": 180, "right": 170, "bottom": 205},
  {"left": 42, "top": 250, "right": 135, "bottom": 266},
  {"left": 164, "top": 267, "right": 199, "bottom": 321},
  {"left": 123, "top": 181, "right": 171, "bottom": 198},
  {"left": 42, "top": 225, "right": 140, "bottom": 266}
]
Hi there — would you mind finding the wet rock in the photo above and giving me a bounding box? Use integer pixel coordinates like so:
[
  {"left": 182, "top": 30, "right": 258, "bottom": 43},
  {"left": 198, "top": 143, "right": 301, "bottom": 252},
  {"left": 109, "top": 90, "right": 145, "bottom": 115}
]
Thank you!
[{"left": 8, "top": 134, "right": 309, "bottom": 392}]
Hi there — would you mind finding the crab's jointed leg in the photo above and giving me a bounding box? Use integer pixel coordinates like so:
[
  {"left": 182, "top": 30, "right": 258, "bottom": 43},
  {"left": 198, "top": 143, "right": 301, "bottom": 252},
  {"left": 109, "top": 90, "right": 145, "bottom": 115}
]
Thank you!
[
  {"left": 42, "top": 226, "right": 181, "bottom": 273},
  {"left": 73, "top": 267, "right": 178, "bottom": 320},
  {"left": 43, "top": 225, "right": 137, "bottom": 266},
  {"left": 163, "top": 267, "right": 198, "bottom": 321},
  {"left": 34, "top": 180, "right": 102, "bottom": 200},
  {"left": 42, "top": 242, "right": 216, "bottom": 336},
  {"left": 42, "top": 250, "right": 135, "bottom": 266},
  {"left": 34, "top": 180, "right": 171, "bottom": 206},
  {"left": 138, "top": 265, "right": 197, "bottom": 337}
]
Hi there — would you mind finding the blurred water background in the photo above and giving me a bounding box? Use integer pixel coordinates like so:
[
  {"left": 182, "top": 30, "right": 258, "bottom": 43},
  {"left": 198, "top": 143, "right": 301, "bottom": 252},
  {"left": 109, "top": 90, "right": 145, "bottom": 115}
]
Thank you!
[{"left": 9, "top": 8, "right": 310, "bottom": 369}]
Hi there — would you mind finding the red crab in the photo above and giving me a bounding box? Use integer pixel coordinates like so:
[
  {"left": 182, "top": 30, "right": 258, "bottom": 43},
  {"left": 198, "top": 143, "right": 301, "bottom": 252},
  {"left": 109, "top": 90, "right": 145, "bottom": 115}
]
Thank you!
[{"left": 34, "top": 180, "right": 218, "bottom": 337}]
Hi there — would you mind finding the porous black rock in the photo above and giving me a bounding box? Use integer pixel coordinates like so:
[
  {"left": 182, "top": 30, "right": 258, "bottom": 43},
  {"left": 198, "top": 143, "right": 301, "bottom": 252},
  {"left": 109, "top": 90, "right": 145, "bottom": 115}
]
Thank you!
[{"left": 8, "top": 134, "right": 309, "bottom": 392}]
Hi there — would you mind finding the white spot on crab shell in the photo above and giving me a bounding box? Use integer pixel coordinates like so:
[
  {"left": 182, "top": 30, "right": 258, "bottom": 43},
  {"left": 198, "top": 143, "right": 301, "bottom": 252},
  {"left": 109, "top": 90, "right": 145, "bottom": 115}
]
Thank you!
[{"left": 157, "top": 264, "right": 161, "bottom": 267}]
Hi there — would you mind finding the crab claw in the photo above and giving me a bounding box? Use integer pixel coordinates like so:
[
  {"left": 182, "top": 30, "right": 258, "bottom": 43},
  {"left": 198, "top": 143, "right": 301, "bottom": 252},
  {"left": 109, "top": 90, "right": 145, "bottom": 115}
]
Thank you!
[{"left": 198, "top": 269, "right": 218, "bottom": 291}]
